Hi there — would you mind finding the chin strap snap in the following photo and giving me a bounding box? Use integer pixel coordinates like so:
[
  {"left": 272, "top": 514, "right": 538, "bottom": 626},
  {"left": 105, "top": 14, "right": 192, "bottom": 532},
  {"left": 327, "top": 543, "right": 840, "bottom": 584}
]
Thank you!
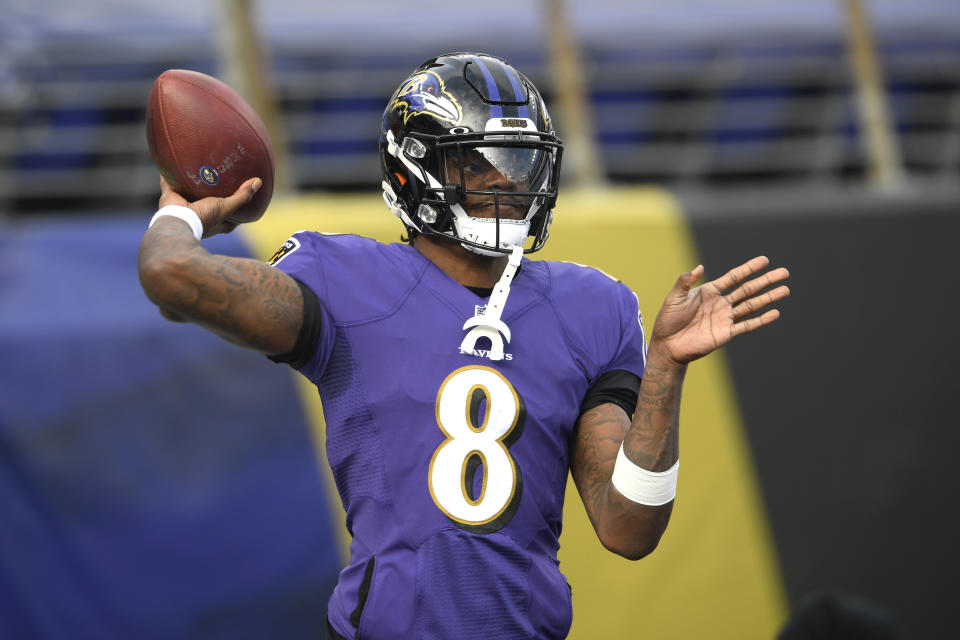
[{"left": 460, "top": 245, "right": 523, "bottom": 361}]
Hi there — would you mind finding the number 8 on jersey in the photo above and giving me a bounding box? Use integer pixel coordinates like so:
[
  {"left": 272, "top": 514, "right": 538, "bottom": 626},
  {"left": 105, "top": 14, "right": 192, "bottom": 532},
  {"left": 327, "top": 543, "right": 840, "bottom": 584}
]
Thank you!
[{"left": 428, "top": 366, "right": 526, "bottom": 534}]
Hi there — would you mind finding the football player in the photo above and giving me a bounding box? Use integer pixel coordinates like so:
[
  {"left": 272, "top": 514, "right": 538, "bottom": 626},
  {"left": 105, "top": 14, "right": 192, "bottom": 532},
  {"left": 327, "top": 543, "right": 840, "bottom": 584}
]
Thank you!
[{"left": 138, "top": 52, "right": 789, "bottom": 639}]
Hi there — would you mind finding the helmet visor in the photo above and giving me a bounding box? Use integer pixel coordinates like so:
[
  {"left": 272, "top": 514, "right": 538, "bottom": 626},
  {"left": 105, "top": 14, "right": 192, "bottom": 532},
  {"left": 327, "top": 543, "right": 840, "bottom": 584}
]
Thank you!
[{"left": 442, "top": 144, "right": 549, "bottom": 192}]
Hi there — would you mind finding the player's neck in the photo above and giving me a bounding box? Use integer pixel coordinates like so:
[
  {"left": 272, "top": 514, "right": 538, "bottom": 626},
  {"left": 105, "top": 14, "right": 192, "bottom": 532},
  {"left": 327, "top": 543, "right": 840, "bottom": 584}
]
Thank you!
[{"left": 413, "top": 234, "right": 508, "bottom": 289}]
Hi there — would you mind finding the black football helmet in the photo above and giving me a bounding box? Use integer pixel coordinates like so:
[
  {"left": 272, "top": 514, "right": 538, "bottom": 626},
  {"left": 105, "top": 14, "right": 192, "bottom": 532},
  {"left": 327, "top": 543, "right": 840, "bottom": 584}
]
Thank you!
[{"left": 380, "top": 53, "right": 563, "bottom": 256}]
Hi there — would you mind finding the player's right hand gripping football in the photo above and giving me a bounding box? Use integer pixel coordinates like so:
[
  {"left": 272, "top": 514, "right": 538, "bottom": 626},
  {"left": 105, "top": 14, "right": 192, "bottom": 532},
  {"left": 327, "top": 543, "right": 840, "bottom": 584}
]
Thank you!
[{"left": 158, "top": 174, "right": 262, "bottom": 238}]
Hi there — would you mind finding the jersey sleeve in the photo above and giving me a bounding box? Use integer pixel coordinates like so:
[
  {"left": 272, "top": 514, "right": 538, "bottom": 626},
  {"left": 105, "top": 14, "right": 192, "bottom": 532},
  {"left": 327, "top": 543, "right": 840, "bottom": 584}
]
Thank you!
[
  {"left": 264, "top": 231, "right": 419, "bottom": 379},
  {"left": 573, "top": 280, "right": 646, "bottom": 417},
  {"left": 605, "top": 282, "right": 648, "bottom": 379},
  {"left": 545, "top": 261, "right": 648, "bottom": 392},
  {"left": 266, "top": 231, "right": 338, "bottom": 376}
]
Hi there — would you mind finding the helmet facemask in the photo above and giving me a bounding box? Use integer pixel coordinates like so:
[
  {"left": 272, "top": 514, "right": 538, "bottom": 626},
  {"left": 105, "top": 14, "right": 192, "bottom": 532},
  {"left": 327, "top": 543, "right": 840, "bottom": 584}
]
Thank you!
[{"left": 409, "top": 129, "right": 562, "bottom": 256}]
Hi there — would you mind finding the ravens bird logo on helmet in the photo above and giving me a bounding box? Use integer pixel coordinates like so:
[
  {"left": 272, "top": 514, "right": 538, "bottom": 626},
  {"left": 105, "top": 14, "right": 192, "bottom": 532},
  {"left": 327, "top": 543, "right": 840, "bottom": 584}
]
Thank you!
[{"left": 391, "top": 71, "right": 462, "bottom": 125}]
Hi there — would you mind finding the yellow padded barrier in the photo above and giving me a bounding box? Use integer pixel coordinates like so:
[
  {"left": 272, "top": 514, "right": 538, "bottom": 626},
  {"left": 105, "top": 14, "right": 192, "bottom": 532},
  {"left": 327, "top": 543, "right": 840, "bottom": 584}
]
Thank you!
[{"left": 240, "top": 186, "right": 787, "bottom": 639}]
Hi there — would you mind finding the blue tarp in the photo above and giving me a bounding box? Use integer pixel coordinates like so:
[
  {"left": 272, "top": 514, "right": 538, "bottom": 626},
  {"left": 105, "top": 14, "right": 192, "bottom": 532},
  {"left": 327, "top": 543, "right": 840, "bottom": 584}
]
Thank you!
[{"left": 0, "top": 216, "right": 342, "bottom": 639}]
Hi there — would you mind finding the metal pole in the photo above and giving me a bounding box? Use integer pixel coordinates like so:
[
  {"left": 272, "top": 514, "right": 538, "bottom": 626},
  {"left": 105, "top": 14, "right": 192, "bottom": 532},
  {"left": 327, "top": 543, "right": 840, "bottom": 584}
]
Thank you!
[
  {"left": 543, "top": 0, "right": 606, "bottom": 189},
  {"left": 843, "top": 0, "right": 906, "bottom": 191}
]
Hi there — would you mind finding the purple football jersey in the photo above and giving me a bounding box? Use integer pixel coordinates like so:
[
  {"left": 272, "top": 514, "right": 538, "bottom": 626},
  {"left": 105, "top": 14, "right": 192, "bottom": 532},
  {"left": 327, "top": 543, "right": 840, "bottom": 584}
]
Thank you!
[{"left": 272, "top": 233, "right": 646, "bottom": 640}]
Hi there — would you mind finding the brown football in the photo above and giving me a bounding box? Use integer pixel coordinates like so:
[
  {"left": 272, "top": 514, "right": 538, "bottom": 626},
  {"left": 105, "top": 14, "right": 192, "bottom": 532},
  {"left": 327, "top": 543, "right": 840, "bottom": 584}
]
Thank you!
[{"left": 146, "top": 69, "right": 275, "bottom": 224}]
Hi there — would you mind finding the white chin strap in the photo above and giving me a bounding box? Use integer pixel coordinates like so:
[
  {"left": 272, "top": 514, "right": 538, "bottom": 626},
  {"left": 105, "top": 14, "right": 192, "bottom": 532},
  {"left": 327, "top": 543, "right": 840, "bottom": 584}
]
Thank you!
[
  {"left": 455, "top": 216, "right": 531, "bottom": 257},
  {"left": 460, "top": 245, "right": 523, "bottom": 361}
]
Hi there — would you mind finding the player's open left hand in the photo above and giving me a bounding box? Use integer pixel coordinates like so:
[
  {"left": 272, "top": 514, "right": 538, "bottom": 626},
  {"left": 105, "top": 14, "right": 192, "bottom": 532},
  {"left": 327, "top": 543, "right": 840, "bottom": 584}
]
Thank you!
[
  {"left": 650, "top": 256, "right": 790, "bottom": 367},
  {"left": 158, "top": 174, "right": 262, "bottom": 238}
]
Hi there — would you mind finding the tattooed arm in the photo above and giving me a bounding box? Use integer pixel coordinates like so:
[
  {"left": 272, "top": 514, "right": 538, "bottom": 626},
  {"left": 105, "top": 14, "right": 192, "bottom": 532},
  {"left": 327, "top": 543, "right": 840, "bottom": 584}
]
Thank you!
[
  {"left": 138, "top": 176, "right": 302, "bottom": 355},
  {"left": 570, "top": 258, "right": 790, "bottom": 560},
  {"left": 569, "top": 349, "right": 683, "bottom": 560}
]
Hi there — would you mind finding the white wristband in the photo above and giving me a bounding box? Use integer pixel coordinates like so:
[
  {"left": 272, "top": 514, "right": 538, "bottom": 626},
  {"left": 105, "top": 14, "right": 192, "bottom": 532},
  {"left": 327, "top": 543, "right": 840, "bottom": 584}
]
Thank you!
[
  {"left": 149, "top": 205, "right": 203, "bottom": 240},
  {"left": 610, "top": 444, "right": 679, "bottom": 506}
]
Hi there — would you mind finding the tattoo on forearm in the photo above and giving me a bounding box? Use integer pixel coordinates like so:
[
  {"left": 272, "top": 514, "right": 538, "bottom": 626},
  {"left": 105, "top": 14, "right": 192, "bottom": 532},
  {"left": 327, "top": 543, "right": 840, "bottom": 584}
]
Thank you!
[
  {"left": 571, "top": 405, "right": 630, "bottom": 525},
  {"left": 139, "top": 221, "right": 302, "bottom": 354},
  {"left": 195, "top": 257, "right": 301, "bottom": 350},
  {"left": 625, "top": 364, "right": 684, "bottom": 472},
  {"left": 569, "top": 362, "right": 683, "bottom": 554}
]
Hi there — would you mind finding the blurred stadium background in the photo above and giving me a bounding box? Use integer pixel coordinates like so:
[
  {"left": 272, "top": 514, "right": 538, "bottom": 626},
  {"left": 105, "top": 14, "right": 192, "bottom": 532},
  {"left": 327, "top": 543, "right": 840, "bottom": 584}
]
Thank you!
[{"left": 2, "top": 1, "right": 958, "bottom": 638}]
